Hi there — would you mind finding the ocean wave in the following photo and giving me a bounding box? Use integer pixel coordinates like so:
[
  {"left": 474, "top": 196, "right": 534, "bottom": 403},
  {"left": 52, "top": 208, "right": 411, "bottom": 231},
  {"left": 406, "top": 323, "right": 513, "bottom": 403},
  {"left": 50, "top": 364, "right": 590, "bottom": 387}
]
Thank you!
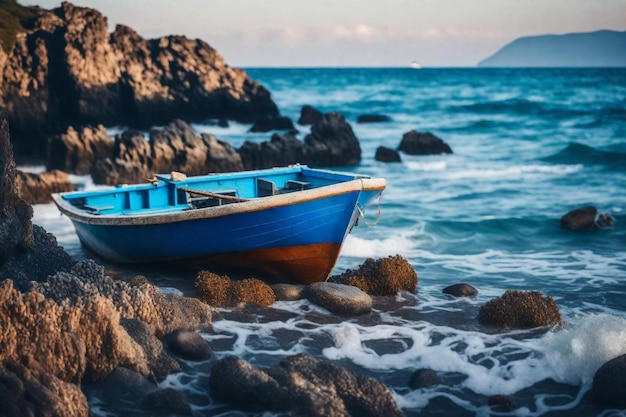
[
  {"left": 542, "top": 142, "right": 626, "bottom": 170},
  {"left": 443, "top": 164, "right": 583, "bottom": 180},
  {"left": 450, "top": 98, "right": 587, "bottom": 120}
]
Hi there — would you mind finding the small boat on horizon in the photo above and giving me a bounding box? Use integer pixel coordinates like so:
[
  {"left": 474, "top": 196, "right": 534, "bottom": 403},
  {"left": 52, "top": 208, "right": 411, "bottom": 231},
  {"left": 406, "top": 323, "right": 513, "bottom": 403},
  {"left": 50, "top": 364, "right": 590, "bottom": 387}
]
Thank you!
[
  {"left": 52, "top": 166, "right": 386, "bottom": 284},
  {"left": 411, "top": 61, "right": 422, "bottom": 69}
]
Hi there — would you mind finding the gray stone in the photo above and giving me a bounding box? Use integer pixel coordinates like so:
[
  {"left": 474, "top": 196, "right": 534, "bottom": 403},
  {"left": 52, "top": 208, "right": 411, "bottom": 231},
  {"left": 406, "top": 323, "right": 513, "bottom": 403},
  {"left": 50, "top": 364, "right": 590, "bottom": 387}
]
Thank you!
[
  {"left": 304, "top": 282, "right": 372, "bottom": 315},
  {"left": 271, "top": 283, "right": 305, "bottom": 301},
  {"left": 165, "top": 329, "right": 212, "bottom": 361}
]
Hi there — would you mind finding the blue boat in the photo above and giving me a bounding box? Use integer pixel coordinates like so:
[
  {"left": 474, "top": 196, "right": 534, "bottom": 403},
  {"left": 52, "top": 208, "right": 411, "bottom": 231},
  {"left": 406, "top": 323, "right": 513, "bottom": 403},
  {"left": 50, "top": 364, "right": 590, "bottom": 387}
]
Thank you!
[{"left": 52, "top": 166, "right": 386, "bottom": 284}]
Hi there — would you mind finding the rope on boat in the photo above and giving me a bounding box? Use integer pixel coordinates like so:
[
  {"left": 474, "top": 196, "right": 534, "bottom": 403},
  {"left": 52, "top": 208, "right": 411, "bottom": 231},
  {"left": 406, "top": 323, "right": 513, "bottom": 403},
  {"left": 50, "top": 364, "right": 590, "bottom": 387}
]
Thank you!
[
  {"left": 177, "top": 187, "right": 249, "bottom": 203},
  {"left": 356, "top": 191, "right": 382, "bottom": 227}
]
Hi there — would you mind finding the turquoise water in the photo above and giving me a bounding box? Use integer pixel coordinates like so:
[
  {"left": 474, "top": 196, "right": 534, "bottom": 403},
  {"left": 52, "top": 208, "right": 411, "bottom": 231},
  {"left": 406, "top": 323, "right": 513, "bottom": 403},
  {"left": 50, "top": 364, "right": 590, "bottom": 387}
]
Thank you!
[{"left": 33, "top": 68, "right": 626, "bottom": 416}]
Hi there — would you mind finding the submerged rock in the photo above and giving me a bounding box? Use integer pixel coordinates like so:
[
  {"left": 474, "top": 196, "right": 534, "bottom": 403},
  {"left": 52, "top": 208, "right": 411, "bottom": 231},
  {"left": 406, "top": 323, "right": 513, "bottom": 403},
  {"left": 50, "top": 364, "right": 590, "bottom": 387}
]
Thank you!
[
  {"left": 442, "top": 283, "right": 478, "bottom": 297},
  {"left": 398, "top": 130, "right": 452, "bottom": 155},
  {"left": 165, "top": 329, "right": 212, "bottom": 361},
  {"left": 592, "top": 353, "right": 626, "bottom": 409},
  {"left": 357, "top": 114, "right": 391, "bottom": 123},
  {"left": 560, "top": 206, "right": 614, "bottom": 230},
  {"left": 375, "top": 146, "right": 402, "bottom": 163},
  {"left": 195, "top": 271, "right": 275, "bottom": 307},
  {"left": 209, "top": 353, "right": 403, "bottom": 417},
  {"left": 408, "top": 368, "right": 440, "bottom": 389},
  {"left": 477, "top": 290, "right": 562, "bottom": 329},
  {"left": 488, "top": 395, "right": 518, "bottom": 412},
  {"left": 139, "top": 388, "right": 193, "bottom": 416},
  {"left": 304, "top": 282, "right": 372, "bottom": 315},
  {"left": 16, "top": 169, "right": 76, "bottom": 204},
  {"left": 331, "top": 255, "right": 417, "bottom": 296}
]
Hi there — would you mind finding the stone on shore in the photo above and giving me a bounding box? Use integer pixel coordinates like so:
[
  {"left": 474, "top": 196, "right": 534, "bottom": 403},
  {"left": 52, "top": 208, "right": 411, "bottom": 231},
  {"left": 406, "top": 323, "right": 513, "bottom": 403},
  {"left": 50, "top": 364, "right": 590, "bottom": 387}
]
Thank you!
[
  {"left": 271, "top": 283, "right": 305, "bottom": 301},
  {"left": 209, "top": 353, "right": 403, "bottom": 417},
  {"left": 560, "top": 206, "right": 614, "bottom": 230},
  {"left": 165, "top": 329, "right": 212, "bottom": 361},
  {"left": 16, "top": 169, "right": 76, "bottom": 204},
  {"left": 592, "top": 353, "right": 626, "bottom": 409},
  {"left": 375, "top": 146, "right": 402, "bottom": 163},
  {"left": 331, "top": 255, "right": 417, "bottom": 296},
  {"left": 45, "top": 125, "right": 114, "bottom": 175},
  {"left": 442, "top": 283, "right": 478, "bottom": 297},
  {"left": 195, "top": 270, "right": 275, "bottom": 307},
  {"left": 398, "top": 130, "right": 452, "bottom": 155},
  {"left": 304, "top": 282, "right": 372, "bottom": 315},
  {"left": 477, "top": 290, "right": 562, "bottom": 329}
]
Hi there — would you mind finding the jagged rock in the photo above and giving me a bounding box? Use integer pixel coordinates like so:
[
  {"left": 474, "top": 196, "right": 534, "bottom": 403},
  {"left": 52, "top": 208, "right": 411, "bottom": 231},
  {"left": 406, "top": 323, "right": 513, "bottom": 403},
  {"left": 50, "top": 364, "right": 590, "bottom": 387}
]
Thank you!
[
  {"left": 408, "top": 369, "right": 440, "bottom": 389},
  {"left": 16, "top": 169, "right": 76, "bottom": 204},
  {"left": 0, "top": 359, "right": 89, "bottom": 417},
  {"left": 139, "top": 388, "right": 193, "bottom": 416},
  {"left": 398, "top": 130, "right": 452, "bottom": 155},
  {"left": 210, "top": 353, "right": 402, "bottom": 417},
  {"left": 303, "top": 112, "right": 361, "bottom": 166},
  {"left": 375, "top": 146, "right": 401, "bottom": 163},
  {"left": 0, "top": 111, "right": 33, "bottom": 265},
  {"left": 560, "top": 206, "right": 614, "bottom": 230},
  {"left": 442, "top": 283, "right": 478, "bottom": 297},
  {"left": 120, "top": 318, "right": 180, "bottom": 381},
  {"left": 477, "top": 290, "right": 562, "bottom": 329},
  {"left": 304, "top": 282, "right": 372, "bottom": 315},
  {"left": 331, "top": 255, "right": 417, "bottom": 296},
  {"left": 2, "top": 2, "right": 278, "bottom": 160},
  {"left": 357, "top": 114, "right": 391, "bottom": 123},
  {"left": 298, "top": 105, "right": 323, "bottom": 125},
  {"left": 165, "top": 329, "right": 212, "bottom": 361},
  {"left": 239, "top": 133, "right": 305, "bottom": 170},
  {"left": 271, "top": 283, "right": 305, "bottom": 301},
  {"left": 195, "top": 270, "right": 275, "bottom": 307},
  {"left": 91, "top": 119, "right": 243, "bottom": 184},
  {"left": 0, "top": 224, "right": 76, "bottom": 291},
  {"left": 46, "top": 125, "right": 114, "bottom": 174},
  {"left": 249, "top": 116, "right": 295, "bottom": 132},
  {"left": 488, "top": 395, "right": 518, "bottom": 412},
  {"left": 592, "top": 353, "right": 626, "bottom": 409}
]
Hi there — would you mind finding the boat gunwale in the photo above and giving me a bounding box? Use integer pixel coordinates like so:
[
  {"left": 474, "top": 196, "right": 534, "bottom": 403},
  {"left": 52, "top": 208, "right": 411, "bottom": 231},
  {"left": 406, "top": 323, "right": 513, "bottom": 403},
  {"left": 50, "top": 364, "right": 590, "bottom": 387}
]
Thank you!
[{"left": 52, "top": 177, "right": 386, "bottom": 227}]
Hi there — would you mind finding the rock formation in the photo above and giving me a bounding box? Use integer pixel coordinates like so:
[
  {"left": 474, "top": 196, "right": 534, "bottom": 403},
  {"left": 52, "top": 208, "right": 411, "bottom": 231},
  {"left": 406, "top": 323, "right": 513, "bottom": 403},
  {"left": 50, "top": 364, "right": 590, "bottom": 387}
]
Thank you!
[
  {"left": 1, "top": 2, "right": 278, "bottom": 160},
  {"left": 398, "top": 130, "right": 452, "bottom": 155},
  {"left": 46, "top": 125, "right": 114, "bottom": 175},
  {"left": 16, "top": 169, "right": 76, "bottom": 204},
  {"left": 298, "top": 104, "right": 323, "bottom": 125}
]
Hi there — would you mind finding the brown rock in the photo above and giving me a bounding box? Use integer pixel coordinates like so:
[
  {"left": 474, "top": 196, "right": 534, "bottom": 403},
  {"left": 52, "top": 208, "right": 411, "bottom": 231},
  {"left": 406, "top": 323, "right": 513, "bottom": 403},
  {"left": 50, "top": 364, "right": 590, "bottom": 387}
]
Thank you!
[
  {"left": 442, "top": 283, "right": 478, "bottom": 297},
  {"left": 16, "top": 169, "right": 76, "bottom": 204},
  {"left": 195, "top": 270, "right": 275, "bottom": 307},
  {"left": 477, "top": 290, "right": 562, "bottom": 329},
  {"left": 46, "top": 125, "right": 114, "bottom": 174},
  {"left": 331, "top": 255, "right": 418, "bottom": 296},
  {"left": 398, "top": 130, "right": 452, "bottom": 155},
  {"left": 560, "top": 206, "right": 614, "bottom": 230}
]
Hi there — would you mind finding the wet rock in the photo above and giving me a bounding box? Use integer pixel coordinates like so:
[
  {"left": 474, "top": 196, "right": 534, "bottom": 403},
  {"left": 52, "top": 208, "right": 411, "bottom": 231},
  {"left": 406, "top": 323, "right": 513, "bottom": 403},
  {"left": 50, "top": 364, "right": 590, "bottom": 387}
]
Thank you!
[
  {"left": 398, "top": 130, "right": 452, "bottom": 155},
  {"left": 0, "top": 360, "right": 89, "bottom": 417},
  {"left": 304, "top": 112, "right": 361, "bottom": 166},
  {"left": 91, "top": 120, "right": 243, "bottom": 184},
  {"left": 488, "top": 395, "right": 518, "bottom": 412},
  {"left": 408, "top": 369, "right": 440, "bottom": 389},
  {"left": 86, "top": 367, "right": 156, "bottom": 407},
  {"left": 560, "top": 206, "right": 614, "bottom": 230},
  {"left": 477, "top": 290, "right": 562, "bottom": 329},
  {"left": 239, "top": 133, "right": 305, "bottom": 170},
  {"left": 165, "top": 329, "right": 212, "bottom": 361},
  {"left": 45, "top": 125, "right": 114, "bottom": 174},
  {"left": 0, "top": 111, "right": 34, "bottom": 265},
  {"left": 16, "top": 170, "right": 76, "bottom": 204},
  {"left": 304, "top": 282, "right": 372, "bottom": 315},
  {"left": 271, "top": 283, "right": 305, "bottom": 301},
  {"left": 209, "top": 353, "right": 402, "bottom": 417},
  {"left": 3, "top": 3, "right": 278, "bottom": 160},
  {"left": 592, "top": 353, "right": 626, "bottom": 409},
  {"left": 375, "top": 146, "right": 402, "bottom": 163},
  {"left": 195, "top": 270, "right": 275, "bottom": 307},
  {"left": 121, "top": 318, "right": 180, "bottom": 381},
  {"left": 298, "top": 104, "right": 324, "bottom": 125},
  {"left": 140, "top": 388, "right": 193, "bottom": 416},
  {"left": 249, "top": 115, "right": 295, "bottom": 132},
  {"left": 357, "top": 114, "right": 391, "bottom": 123},
  {"left": 442, "top": 283, "right": 478, "bottom": 297},
  {"left": 331, "top": 255, "right": 418, "bottom": 296}
]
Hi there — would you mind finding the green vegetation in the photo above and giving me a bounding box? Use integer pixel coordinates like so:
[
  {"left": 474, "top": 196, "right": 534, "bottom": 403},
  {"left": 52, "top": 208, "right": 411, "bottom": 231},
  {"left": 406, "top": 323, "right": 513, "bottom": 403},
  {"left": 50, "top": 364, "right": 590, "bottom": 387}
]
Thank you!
[{"left": 0, "top": 0, "right": 38, "bottom": 53}]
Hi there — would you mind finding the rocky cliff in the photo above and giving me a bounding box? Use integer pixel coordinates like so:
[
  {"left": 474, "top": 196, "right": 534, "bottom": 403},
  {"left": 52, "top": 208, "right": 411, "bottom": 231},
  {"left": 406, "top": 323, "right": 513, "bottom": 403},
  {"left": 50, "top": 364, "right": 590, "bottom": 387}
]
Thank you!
[{"left": 0, "top": 2, "right": 279, "bottom": 160}]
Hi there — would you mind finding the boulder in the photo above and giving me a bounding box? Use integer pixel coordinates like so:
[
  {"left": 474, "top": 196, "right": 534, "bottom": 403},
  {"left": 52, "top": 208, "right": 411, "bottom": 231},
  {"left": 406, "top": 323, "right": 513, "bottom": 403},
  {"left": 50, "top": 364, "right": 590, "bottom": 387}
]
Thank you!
[
  {"left": 560, "top": 206, "right": 614, "bottom": 230},
  {"left": 165, "top": 329, "right": 212, "bottom": 361},
  {"left": 16, "top": 170, "right": 76, "bottom": 204},
  {"left": 271, "top": 283, "right": 305, "bottom": 301},
  {"left": 442, "top": 283, "right": 478, "bottom": 297},
  {"left": 209, "top": 353, "right": 402, "bottom": 417},
  {"left": 357, "top": 114, "right": 391, "bottom": 123},
  {"left": 488, "top": 395, "right": 518, "bottom": 412},
  {"left": 331, "top": 255, "right": 417, "bottom": 296},
  {"left": 85, "top": 367, "right": 156, "bottom": 410},
  {"left": 592, "top": 353, "right": 626, "bottom": 409},
  {"left": 477, "top": 290, "right": 562, "bottom": 329},
  {"left": 375, "top": 146, "right": 401, "bottom": 163},
  {"left": 2, "top": 2, "right": 278, "bottom": 160},
  {"left": 139, "top": 388, "right": 193, "bottom": 416},
  {"left": 249, "top": 116, "right": 295, "bottom": 132},
  {"left": 45, "top": 125, "right": 114, "bottom": 174},
  {"left": 408, "top": 369, "right": 440, "bottom": 389},
  {"left": 298, "top": 105, "right": 323, "bottom": 125},
  {"left": 303, "top": 112, "right": 361, "bottom": 166},
  {"left": 304, "top": 282, "right": 372, "bottom": 315},
  {"left": 195, "top": 270, "right": 275, "bottom": 307},
  {"left": 398, "top": 130, "right": 452, "bottom": 155},
  {"left": 239, "top": 133, "right": 305, "bottom": 170},
  {"left": 0, "top": 360, "right": 89, "bottom": 417}
]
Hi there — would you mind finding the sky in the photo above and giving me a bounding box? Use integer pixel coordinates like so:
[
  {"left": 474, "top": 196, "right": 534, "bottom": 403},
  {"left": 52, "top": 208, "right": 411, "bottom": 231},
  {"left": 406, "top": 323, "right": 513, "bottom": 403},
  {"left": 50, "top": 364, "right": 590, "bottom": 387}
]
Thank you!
[{"left": 19, "top": 0, "right": 626, "bottom": 67}]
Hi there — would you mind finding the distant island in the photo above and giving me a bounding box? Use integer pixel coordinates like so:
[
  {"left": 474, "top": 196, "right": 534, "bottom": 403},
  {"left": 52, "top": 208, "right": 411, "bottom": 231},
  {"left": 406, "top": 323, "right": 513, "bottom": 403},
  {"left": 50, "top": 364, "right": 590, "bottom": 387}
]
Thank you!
[{"left": 478, "top": 30, "right": 626, "bottom": 67}]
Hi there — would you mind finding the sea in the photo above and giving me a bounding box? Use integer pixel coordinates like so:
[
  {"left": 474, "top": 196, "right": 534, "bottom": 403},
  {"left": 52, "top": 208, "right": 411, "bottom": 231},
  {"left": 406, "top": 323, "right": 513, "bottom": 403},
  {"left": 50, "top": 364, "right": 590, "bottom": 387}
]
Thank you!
[{"left": 29, "top": 68, "right": 626, "bottom": 416}]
